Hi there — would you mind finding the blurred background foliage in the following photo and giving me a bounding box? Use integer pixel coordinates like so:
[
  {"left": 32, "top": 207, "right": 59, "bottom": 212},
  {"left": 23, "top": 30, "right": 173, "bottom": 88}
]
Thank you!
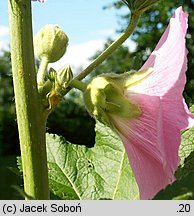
[{"left": 0, "top": 0, "right": 194, "bottom": 199}]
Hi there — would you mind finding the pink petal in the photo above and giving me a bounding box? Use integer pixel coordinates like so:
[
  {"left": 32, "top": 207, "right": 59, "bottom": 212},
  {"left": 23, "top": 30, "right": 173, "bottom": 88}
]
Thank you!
[
  {"left": 129, "top": 6, "right": 194, "bottom": 129},
  {"left": 132, "top": 7, "right": 188, "bottom": 96},
  {"left": 110, "top": 93, "right": 176, "bottom": 199},
  {"left": 109, "top": 7, "right": 194, "bottom": 199}
]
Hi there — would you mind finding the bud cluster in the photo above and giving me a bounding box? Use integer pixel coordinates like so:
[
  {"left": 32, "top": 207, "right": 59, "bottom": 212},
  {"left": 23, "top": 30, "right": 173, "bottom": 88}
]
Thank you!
[{"left": 48, "top": 66, "right": 73, "bottom": 94}]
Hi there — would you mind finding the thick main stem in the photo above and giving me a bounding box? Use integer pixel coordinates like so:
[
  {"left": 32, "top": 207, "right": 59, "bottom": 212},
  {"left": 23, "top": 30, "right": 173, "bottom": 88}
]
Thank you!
[{"left": 8, "top": 0, "right": 49, "bottom": 199}]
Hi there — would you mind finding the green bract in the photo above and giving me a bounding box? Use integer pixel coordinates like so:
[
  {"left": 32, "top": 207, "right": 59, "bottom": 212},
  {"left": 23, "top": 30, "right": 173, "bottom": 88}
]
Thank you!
[
  {"left": 34, "top": 24, "right": 68, "bottom": 63},
  {"left": 83, "top": 68, "right": 152, "bottom": 128},
  {"left": 83, "top": 71, "right": 148, "bottom": 128}
]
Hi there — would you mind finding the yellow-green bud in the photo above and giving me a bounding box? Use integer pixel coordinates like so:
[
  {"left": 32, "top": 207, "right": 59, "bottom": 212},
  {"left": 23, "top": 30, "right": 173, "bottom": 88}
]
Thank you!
[
  {"left": 48, "top": 68, "right": 57, "bottom": 82},
  {"left": 34, "top": 24, "right": 69, "bottom": 63},
  {"left": 57, "top": 65, "right": 73, "bottom": 88},
  {"left": 47, "top": 66, "right": 73, "bottom": 95}
]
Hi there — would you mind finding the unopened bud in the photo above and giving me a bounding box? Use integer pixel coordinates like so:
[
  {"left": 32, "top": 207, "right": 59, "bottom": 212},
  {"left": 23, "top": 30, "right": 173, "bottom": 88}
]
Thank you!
[
  {"left": 34, "top": 24, "right": 69, "bottom": 63},
  {"left": 57, "top": 65, "right": 73, "bottom": 88},
  {"left": 48, "top": 68, "right": 57, "bottom": 82}
]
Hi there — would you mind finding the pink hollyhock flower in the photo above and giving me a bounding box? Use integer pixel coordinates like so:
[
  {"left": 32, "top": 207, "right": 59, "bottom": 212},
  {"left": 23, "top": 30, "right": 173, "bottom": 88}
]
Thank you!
[
  {"left": 84, "top": 7, "right": 194, "bottom": 200},
  {"left": 109, "top": 7, "right": 194, "bottom": 199}
]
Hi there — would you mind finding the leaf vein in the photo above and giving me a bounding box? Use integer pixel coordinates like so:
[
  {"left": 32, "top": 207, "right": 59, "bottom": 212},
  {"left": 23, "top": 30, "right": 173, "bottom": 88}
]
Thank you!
[
  {"left": 112, "top": 149, "right": 125, "bottom": 199},
  {"left": 48, "top": 140, "right": 82, "bottom": 200}
]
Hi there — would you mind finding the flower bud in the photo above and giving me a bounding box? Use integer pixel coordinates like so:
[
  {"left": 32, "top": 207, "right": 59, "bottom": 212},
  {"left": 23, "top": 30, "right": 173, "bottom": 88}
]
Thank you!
[
  {"left": 34, "top": 24, "right": 69, "bottom": 63},
  {"left": 47, "top": 66, "right": 73, "bottom": 95},
  {"left": 57, "top": 65, "right": 73, "bottom": 88},
  {"left": 48, "top": 67, "right": 57, "bottom": 82},
  {"left": 123, "top": 0, "right": 161, "bottom": 12}
]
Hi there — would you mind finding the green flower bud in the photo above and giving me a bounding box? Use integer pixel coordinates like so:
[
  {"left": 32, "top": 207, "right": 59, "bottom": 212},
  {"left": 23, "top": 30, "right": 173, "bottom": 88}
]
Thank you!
[
  {"left": 34, "top": 24, "right": 69, "bottom": 63},
  {"left": 123, "top": 0, "right": 161, "bottom": 12},
  {"left": 48, "top": 67, "right": 57, "bottom": 82},
  {"left": 57, "top": 65, "right": 73, "bottom": 88},
  {"left": 47, "top": 66, "right": 73, "bottom": 95}
]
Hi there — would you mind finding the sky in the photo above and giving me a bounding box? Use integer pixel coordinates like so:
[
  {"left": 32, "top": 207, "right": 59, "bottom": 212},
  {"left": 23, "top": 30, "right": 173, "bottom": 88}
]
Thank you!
[{"left": 0, "top": 0, "right": 135, "bottom": 72}]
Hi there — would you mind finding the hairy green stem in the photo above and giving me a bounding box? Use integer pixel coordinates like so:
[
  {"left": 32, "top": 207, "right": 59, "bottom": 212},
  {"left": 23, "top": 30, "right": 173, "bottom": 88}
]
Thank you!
[
  {"left": 37, "top": 56, "right": 49, "bottom": 91},
  {"left": 8, "top": 0, "right": 49, "bottom": 199},
  {"left": 69, "top": 80, "right": 87, "bottom": 92},
  {"left": 74, "top": 12, "right": 140, "bottom": 81},
  {"left": 62, "top": 11, "right": 140, "bottom": 96}
]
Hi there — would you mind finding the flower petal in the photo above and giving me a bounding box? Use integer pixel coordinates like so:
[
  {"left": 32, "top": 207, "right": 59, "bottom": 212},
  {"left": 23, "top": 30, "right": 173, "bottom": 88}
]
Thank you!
[
  {"left": 129, "top": 6, "right": 194, "bottom": 132},
  {"left": 110, "top": 93, "right": 176, "bottom": 199},
  {"left": 109, "top": 7, "right": 194, "bottom": 199},
  {"left": 131, "top": 7, "right": 187, "bottom": 96}
]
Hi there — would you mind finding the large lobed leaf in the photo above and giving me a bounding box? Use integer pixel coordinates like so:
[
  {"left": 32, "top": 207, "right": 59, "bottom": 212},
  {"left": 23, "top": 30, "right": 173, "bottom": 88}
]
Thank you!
[{"left": 47, "top": 121, "right": 139, "bottom": 200}]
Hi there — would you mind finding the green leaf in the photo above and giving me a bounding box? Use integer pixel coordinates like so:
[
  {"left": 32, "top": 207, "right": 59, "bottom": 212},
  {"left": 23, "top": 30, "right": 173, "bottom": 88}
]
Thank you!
[
  {"left": 189, "top": 104, "right": 194, "bottom": 114},
  {"left": 176, "top": 102, "right": 194, "bottom": 179},
  {"left": 153, "top": 171, "right": 194, "bottom": 200},
  {"left": 46, "top": 121, "right": 139, "bottom": 200},
  {"left": 176, "top": 106, "right": 194, "bottom": 178},
  {"left": 179, "top": 127, "right": 194, "bottom": 167},
  {"left": 176, "top": 150, "right": 194, "bottom": 180}
]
